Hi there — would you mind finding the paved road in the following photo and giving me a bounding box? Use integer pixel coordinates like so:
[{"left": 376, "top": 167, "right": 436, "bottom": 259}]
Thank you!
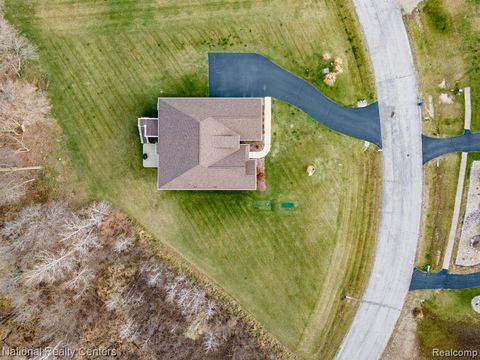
[
  {"left": 423, "top": 131, "right": 480, "bottom": 163},
  {"left": 410, "top": 268, "right": 480, "bottom": 290},
  {"left": 336, "top": 1, "right": 423, "bottom": 359},
  {"left": 208, "top": 53, "right": 382, "bottom": 146}
]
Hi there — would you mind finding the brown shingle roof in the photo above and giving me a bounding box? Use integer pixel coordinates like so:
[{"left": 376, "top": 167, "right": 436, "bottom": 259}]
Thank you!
[
  {"left": 155, "top": 98, "right": 262, "bottom": 190},
  {"left": 158, "top": 98, "right": 263, "bottom": 141},
  {"left": 156, "top": 102, "right": 200, "bottom": 187}
]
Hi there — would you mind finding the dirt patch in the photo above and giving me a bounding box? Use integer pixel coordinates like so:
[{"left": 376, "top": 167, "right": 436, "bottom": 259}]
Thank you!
[
  {"left": 439, "top": 93, "right": 454, "bottom": 104},
  {"left": 382, "top": 293, "right": 423, "bottom": 360}
]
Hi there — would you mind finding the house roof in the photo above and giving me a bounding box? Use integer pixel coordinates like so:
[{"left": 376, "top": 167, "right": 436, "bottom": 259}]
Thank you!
[{"left": 155, "top": 98, "right": 263, "bottom": 190}]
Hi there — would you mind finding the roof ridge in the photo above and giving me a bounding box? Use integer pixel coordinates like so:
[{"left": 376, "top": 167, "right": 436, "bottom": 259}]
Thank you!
[
  {"left": 199, "top": 117, "right": 240, "bottom": 167},
  {"left": 209, "top": 144, "right": 249, "bottom": 168}
]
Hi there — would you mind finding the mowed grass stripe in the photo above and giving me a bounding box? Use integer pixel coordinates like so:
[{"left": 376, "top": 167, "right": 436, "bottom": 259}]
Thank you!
[
  {"left": 301, "top": 154, "right": 379, "bottom": 358},
  {"left": 71, "top": 41, "right": 122, "bottom": 138},
  {"left": 48, "top": 38, "right": 110, "bottom": 140}
]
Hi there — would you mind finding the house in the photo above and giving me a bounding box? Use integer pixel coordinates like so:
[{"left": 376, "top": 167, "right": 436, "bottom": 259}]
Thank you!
[{"left": 138, "top": 97, "right": 271, "bottom": 190}]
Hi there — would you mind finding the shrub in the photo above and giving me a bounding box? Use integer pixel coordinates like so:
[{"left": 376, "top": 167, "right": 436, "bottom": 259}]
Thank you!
[{"left": 423, "top": 0, "right": 450, "bottom": 33}]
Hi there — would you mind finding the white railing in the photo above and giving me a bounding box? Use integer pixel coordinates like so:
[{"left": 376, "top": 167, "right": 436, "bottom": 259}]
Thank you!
[{"left": 249, "top": 97, "right": 271, "bottom": 159}]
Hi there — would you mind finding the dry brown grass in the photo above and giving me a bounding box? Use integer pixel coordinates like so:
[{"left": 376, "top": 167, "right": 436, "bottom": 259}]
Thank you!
[{"left": 417, "top": 153, "right": 461, "bottom": 270}]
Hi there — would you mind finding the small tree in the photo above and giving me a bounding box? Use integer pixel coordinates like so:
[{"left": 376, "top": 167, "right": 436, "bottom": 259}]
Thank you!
[
  {"left": 119, "top": 318, "right": 137, "bottom": 340},
  {"left": 114, "top": 235, "right": 134, "bottom": 253},
  {"left": 203, "top": 331, "right": 219, "bottom": 352},
  {"left": 23, "top": 250, "right": 75, "bottom": 285},
  {"left": 64, "top": 268, "right": 95, "bottom": 299},
  {"left": 206, "top": 300, "right": 216, "bottom": 320},
  {"left": 0, "top": 18, "right": 38, "bottom": 76}
]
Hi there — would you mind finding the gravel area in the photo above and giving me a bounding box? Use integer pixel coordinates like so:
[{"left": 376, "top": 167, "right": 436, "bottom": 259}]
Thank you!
[{"left": 456, "top": 161, "right": 480, "bottom": 266}]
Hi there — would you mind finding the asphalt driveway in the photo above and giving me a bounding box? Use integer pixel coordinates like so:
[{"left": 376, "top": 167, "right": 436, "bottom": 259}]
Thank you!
[
  {"left": 423, "top": 131, "right": 480, "bottom": 163},
  {"left": 410, "top": 268, "right": 480, "bottom": 290},
  {"left": 209, "top": 53, "right": 382, "bottom": 147}
]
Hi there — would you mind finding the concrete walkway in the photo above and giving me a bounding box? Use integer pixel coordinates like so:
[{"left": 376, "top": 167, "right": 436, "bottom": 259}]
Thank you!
[
  {"left": 443, "top": 152, "right": 468, "bottom": 269},
  {"left": 336, "top": 1, "right": 423, "bottom": 359},
  {"left": 209, "top": 53, "right": 382, "bottom": 146},
  {"left": 442, "top": 87, "right": 471, "bottom": 270},
  {"left": 410, "top": 268, "right": 480, "bottom": 290},
  {"left": 465, "top": 87, "right": 472, "bottom": 129},
  {"left": 249, "top": 97, "right": 271, "bottom": 159}
]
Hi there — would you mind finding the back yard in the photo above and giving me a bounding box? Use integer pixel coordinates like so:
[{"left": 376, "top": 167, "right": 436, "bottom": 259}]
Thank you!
[{"left": 5, "top": 0, "right": 380, "bottom": 357}]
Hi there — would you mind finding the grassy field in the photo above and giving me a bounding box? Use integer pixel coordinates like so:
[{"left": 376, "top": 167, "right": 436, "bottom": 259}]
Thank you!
[
  {"left": 406, "top": 0, "right": 479, "bottom": 135},
  {"left": 5, "top": 0, "right": 380, "bottom": 357},
  {"left": 408, "top": 0, "right": 480, "bottom": 270},
  {"left": 417, "top": 288, "right": 480, "bottom": 358}
]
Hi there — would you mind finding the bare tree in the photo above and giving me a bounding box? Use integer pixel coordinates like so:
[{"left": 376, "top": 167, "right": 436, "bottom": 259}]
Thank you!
[
  {"left": 0, "top": 171, "right": 34, "bottom": 206},
  {"left": 105, "top": 292, "right": 124, "bottom": 312},
  {"left": 0, "top": 148, "right": 35, "bottom": 206},
  {"left": 0, "top": 79, "right": 49, "bottom": 152},
  {"left": 0, "top": 202, "right": 68, "bottom": 259},
  {"left": 0, "top": 17, "right": 38, "bottom": 76},
  {"left": 143, "top": 263, "right": 165, "bottom": 287},
  {"left": 20, "top": 202, "right": 109, "bottom": 285},
  {"left": 0, "top": 78, "right": 49, "bottom": 206},
  {"left": 206, "top": 299, "right": 216, "bottom": 320},
  {"left": 23, "top": 249, "right": 75, "bottom": 285},
  {"left": 61, "top": 202, "right": 107, "bottom": 242},
  {"left": 203, "top": 331, "right": 219, "bottom": 352},
  {"left": 64, "top": 268, "right": 95, "bottom": 299},
  {"left": 114, "top": 235, "right": 134, "bottom": 253},
  {"left": 119, "top": 318, "right": 137, "bottom": 340}
]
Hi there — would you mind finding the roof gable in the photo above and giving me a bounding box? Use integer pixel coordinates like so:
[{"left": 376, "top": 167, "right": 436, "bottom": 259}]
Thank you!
[{"left": 156, "top": 102, "right": 199, "bottom": 188}]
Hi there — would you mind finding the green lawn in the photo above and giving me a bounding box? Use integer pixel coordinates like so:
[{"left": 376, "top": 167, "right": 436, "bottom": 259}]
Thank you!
[
  {"left": 6, "top": 0, "right": 380, "bottom": 357},
  {"left": 418, "top": 288, "right": 480, "bottom": 358}
]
